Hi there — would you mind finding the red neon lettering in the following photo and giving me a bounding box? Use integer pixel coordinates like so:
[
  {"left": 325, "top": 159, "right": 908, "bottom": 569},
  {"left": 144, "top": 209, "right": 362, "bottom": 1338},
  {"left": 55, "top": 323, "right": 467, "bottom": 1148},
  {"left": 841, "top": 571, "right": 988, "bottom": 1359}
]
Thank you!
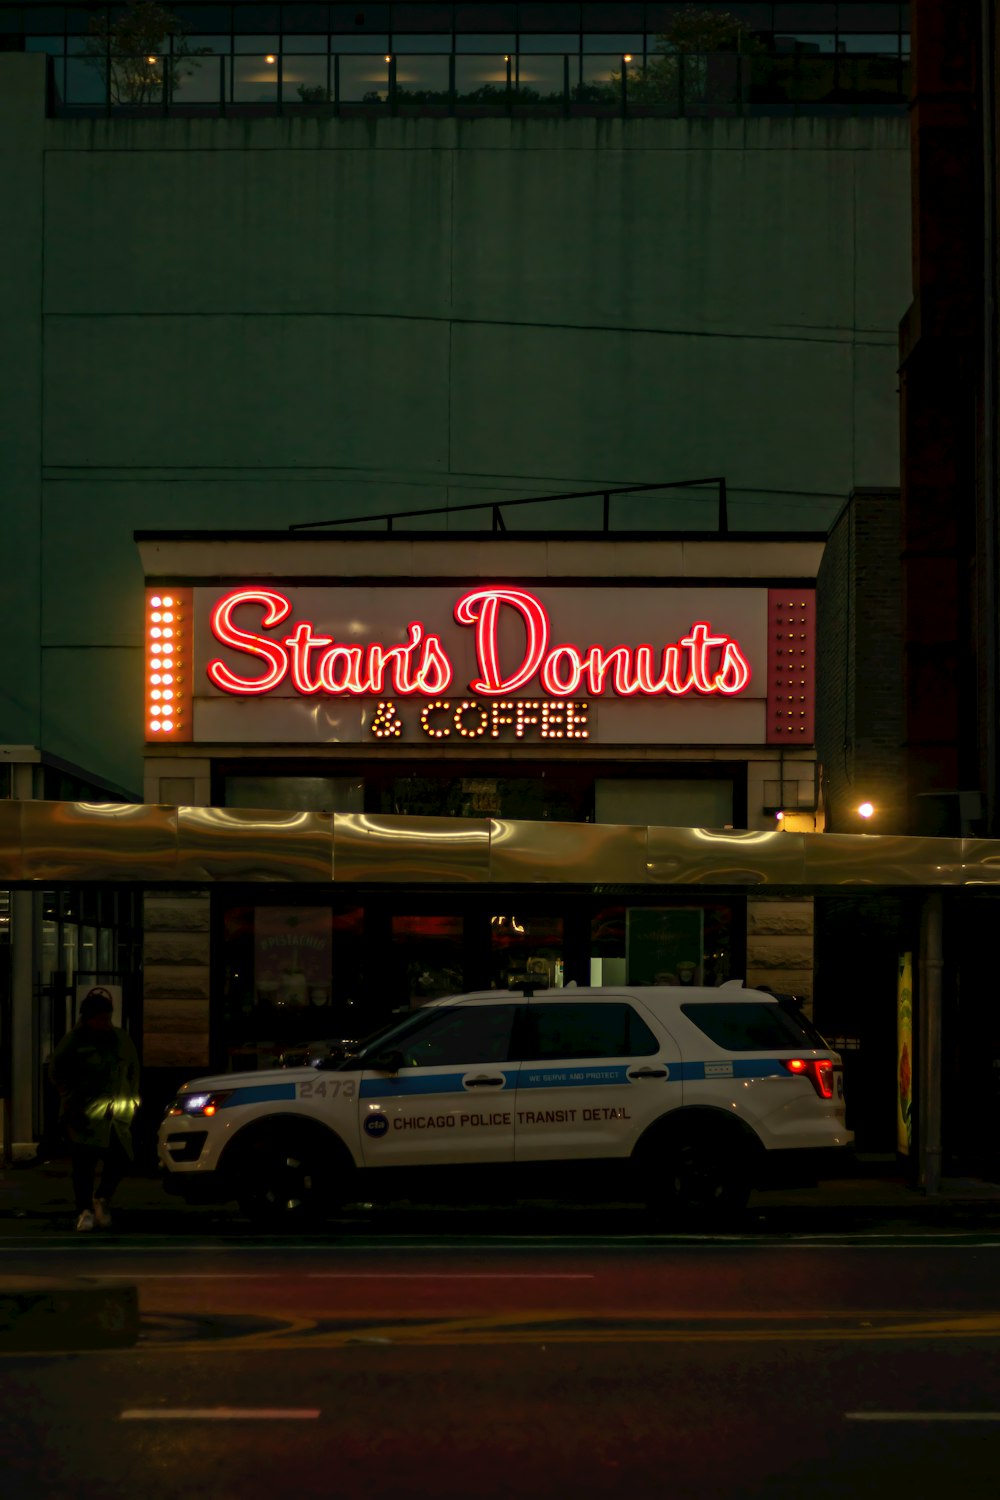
[
  {"left": 683, "top": 622, "right": 729, "bottom": 694},
  {"left": 585, "top": 645, "right": 641, "bottom": 697},
  {"left": 319, "top": 645, "right": 366, "bottom": 694},
  {"left": 207, "top": 586, "right": 752, "bottom": 702},
  {"left": 365, "top": 624, "right": 454, "bottom": 697},
  {"left": 208, "top": 589, "right": 291, "bottom": 694},
  {"left": 455, "top": 588, "right": 549, "bottom": 694},
  {"left": 284, "top": 620, "right": 334, "bottom": 694},
  {"left": 540, "top": 644, "right": 585, "bottom": 696},
  {"left": 715, "top": 640, "right": 751, "bottom": 694},
  {"left": 414, "top": 633, "right": 453, "bottom": 694},
  {"left": 634, "top": 644, "right": 687, "bottom": 695}
]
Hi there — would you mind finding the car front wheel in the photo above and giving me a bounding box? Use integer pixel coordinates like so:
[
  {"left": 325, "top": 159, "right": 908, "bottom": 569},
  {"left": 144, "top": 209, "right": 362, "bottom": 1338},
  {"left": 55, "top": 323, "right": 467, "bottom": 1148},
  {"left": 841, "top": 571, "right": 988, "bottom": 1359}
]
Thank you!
[{"left": 236, "top": 1135, "right": 328, "bottom": 1228}]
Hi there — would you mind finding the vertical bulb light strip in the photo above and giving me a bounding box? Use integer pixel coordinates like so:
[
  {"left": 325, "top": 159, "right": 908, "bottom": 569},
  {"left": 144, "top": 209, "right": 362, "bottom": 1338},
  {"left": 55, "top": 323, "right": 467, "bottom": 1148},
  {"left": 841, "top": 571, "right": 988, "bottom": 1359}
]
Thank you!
[
  {"left": 766, "top": 588, "right": 815, "bottom": 744},
  {"left": 145, "top": 587, "right": 192, "bottom": 743}
]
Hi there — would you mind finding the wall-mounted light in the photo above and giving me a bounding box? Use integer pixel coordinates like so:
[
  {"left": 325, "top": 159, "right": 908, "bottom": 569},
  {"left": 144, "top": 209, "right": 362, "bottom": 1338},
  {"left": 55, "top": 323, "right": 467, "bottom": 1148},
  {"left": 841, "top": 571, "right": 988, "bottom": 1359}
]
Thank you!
[{"left": 858, "top": 801, "right": 875, "bottom": 819}]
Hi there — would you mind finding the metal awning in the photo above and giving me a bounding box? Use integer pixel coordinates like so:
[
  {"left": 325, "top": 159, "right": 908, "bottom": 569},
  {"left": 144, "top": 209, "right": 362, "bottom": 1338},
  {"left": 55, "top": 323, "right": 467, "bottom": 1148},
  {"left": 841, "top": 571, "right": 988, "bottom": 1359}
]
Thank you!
[{"left": 0, "top": 800, "right": 997, "bottom": 888}]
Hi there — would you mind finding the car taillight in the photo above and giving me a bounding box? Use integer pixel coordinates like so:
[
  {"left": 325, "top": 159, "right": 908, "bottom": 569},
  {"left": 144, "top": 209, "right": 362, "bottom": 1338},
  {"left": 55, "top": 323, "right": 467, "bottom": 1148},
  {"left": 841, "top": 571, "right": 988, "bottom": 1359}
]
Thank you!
[{"left": 782, "top": 1058, "right": 834, "bottom": 1099}]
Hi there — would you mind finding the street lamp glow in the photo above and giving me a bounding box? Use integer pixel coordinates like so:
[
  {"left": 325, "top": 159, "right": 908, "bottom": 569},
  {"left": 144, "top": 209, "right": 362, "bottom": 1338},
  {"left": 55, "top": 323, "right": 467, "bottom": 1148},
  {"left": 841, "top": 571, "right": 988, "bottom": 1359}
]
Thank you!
[{"left": 858, "top": 801, "right": 875, "bottom": 819}]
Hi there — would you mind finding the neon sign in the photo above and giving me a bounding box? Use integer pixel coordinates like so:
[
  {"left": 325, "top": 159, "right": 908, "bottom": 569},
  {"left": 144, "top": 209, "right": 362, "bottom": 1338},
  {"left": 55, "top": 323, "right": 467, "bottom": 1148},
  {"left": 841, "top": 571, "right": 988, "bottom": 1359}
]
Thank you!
[{"left": 206, "top": 587, "right": 752, "bottom": 702}]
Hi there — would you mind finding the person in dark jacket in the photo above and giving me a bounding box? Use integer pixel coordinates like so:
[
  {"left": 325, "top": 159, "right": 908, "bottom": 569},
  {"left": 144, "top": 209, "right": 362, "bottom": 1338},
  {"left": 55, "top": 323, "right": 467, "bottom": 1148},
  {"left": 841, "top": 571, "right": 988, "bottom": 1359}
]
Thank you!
[{"left": 48, "top": 988, "right": 140, "bottom": 1232}]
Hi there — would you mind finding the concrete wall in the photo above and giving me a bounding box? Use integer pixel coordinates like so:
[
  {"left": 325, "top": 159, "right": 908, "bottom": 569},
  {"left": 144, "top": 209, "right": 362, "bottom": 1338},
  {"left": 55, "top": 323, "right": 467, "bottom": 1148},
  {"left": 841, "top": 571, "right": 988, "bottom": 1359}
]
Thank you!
[
  {"left": 0, "top": 54, "right": 911, "bottom": 793},
  {"left": 816, "top": 488, "right": 905, "bottom": 832}
]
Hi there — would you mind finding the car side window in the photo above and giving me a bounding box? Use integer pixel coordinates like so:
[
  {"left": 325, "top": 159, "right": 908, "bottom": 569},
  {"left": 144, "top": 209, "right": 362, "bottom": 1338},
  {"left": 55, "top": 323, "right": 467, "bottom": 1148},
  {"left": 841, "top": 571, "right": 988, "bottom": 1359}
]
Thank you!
[
  {"left": 525, "top": 1003, "right": 659, "bottom": 1061},
  {"left": 395, "top": 1005, "right": 517, "bottom": 1069},
  {"left": 680, "top": 1002, "right": 820, "bottom": 1051}
]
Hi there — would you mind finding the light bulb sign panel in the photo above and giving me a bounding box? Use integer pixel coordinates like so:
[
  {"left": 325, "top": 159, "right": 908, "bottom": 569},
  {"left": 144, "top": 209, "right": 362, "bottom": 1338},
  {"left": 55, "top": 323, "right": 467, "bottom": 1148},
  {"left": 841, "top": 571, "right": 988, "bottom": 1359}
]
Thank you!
[{"left": 144, "top": 584, "right": 814, "bottom": 747}]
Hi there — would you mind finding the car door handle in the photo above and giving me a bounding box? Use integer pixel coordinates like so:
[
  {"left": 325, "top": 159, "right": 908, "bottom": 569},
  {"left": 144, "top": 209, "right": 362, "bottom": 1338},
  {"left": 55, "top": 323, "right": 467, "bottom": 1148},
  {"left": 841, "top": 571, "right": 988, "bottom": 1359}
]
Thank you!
[
  {"left": 627, "top": 1067, "right": 669, "bottom": 1080},
  {"left": 463, "top": 1074, "right": 506, "bottom": 1087}
]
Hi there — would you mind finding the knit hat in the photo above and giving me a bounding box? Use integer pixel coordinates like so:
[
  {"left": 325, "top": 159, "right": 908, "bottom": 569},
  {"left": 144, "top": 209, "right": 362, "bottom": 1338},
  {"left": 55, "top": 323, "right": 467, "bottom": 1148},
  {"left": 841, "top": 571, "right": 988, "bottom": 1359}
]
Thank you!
[{"left": 80, "top": 988, "right": 114, "bottom": 1020}]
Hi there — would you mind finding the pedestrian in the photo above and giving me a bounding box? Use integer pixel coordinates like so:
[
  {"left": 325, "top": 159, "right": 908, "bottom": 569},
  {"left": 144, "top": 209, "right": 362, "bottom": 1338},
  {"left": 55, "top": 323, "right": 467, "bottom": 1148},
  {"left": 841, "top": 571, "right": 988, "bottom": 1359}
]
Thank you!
[{"left": 48, "top": 987, "right": 140, "bottom": 1233}]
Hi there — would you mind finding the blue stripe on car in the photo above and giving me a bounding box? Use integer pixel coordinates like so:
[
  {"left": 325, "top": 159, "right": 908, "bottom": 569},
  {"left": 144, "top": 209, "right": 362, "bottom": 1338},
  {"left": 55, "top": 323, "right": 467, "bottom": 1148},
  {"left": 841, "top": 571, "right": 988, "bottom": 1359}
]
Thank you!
[
  {"left": 360, "top": 1072, "right": 515, "bottom": 1099},
  {"left": 517, "top": 1065, "right": 633, "bottom": 1089},
  {"left": 220, "top": 1084, "right": 298, "bottom": 1107},
  {"left": 359, "top": 1060, "right": 790, "bottom": 1097}
]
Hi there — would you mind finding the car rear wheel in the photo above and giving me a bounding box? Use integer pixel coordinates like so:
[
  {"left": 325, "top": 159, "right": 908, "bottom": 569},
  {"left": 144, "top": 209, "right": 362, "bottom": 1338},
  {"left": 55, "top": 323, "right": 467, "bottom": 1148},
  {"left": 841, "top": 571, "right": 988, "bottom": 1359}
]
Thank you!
[{"left": 645, "top": 1124, "right": 754, "bottom": 1226}]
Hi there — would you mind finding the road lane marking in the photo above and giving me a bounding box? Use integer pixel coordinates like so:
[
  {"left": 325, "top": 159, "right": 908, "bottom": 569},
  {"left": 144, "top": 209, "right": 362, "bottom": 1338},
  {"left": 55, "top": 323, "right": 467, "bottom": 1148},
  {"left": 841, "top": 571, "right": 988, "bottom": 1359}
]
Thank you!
[
  {"left": 4, "top": 1236, "right": 1000, "bottom": 1253},
  {"left": 86, "top": 1271, "right": 596, "bottom": 1281},
  {"left": 306, "top": 1272, "right": 595, "bottom": 1279},
  {"left": 119, "top": 1408, "right": 319, "bottom": 1420},
  {"left": 845, "top": 1412, "right": 1000, "bottom": 1422}
]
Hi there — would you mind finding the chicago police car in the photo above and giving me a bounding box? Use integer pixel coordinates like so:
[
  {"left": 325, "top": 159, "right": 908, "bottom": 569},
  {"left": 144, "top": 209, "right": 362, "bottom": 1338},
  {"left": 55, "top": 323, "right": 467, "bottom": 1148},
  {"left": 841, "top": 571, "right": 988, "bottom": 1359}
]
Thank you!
[{"left": 158, "top": 982, "right": 851, "bottom": 1225}]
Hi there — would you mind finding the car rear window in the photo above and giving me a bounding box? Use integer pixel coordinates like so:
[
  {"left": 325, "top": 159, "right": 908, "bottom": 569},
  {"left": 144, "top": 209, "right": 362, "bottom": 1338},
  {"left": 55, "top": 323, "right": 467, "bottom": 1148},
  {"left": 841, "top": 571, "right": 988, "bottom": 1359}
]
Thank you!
[{"left": 680, "top": 1002, "right": 826, "bottom": 1052}]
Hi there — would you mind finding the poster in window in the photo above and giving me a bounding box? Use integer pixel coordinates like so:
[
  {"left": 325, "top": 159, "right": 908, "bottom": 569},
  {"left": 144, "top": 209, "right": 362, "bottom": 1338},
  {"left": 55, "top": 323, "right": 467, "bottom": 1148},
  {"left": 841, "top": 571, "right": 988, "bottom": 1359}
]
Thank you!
[
  {"left": 626, "top": 908, "right": 704, "bottom": 987},
  {"left": 255, "top": 908, "right": 332, "bottom": 1008}
]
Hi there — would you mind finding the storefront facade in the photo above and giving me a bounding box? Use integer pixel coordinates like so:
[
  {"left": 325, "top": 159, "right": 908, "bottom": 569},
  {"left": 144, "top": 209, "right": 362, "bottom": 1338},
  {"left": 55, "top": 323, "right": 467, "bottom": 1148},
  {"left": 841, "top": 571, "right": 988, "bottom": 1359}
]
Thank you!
[{"left": 137, "top": 531, "right": 823, "bottom": 1082}]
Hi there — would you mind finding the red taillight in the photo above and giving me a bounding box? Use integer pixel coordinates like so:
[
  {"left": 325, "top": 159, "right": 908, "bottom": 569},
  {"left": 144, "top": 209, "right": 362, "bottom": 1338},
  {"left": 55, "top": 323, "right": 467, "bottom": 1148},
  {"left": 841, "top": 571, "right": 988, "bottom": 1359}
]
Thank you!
[{"left": 783, "top": 1058, "right": 834, "bottom": 1098}]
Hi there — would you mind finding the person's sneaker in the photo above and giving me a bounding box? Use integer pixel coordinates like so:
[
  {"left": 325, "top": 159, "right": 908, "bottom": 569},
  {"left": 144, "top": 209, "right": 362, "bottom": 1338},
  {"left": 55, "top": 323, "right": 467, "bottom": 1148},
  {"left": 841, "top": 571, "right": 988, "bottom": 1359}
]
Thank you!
[
  {"left": 92, "top": 1198, "right": 112, "bottom": 1230},
  {"left": 75, "top": 1209, "right": 95, "bottom": 1232}
]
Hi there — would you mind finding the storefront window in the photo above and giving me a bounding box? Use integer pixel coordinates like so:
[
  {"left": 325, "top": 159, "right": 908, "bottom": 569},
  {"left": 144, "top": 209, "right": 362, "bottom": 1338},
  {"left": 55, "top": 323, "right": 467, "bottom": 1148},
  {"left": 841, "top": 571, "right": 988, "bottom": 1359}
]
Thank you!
[
  {"left": 590, "top": 904, "right": 733, "bottom": 988},
  {"left": 40, "top": 919, "right": 59, "bottom": 989},
  {"left": 389, "top": 914, "right": 464, "bottom": 1008},
  {"left": 490, "top": 914, "right": 564, "bottom": 991},
  {"left": 223, "top": 775, "right": 363, "bottom": 811},
  {"left": 594, "top": 778, "right": 733, "bottom": 829},
  {"left": 222, "top": 903, "right": 363, "bottom": 1070},
  {"left": 60, "top": 923, "right": 78, "bottom": 986},
  {"left": 97, "top": 927, "right": 114, "bottom": 974},
  {"left": 384, "top": 773, "right": 588, "bottom": 821}
]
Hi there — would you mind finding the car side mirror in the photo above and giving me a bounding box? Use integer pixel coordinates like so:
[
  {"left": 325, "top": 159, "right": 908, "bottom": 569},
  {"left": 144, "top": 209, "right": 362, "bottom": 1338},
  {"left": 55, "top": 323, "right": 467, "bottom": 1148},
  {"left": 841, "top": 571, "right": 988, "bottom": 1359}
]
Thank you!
[{"left": 368, "top": 1049, "right": 404, "bottom": 1074}]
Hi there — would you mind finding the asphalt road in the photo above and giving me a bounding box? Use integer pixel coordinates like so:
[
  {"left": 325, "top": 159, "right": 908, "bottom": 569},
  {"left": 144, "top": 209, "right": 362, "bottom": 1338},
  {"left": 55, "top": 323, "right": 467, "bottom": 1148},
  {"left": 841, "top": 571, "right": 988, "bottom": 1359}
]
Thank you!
[{"left": 3, "top": 1232, "right": 1000, "bottom": 1499}]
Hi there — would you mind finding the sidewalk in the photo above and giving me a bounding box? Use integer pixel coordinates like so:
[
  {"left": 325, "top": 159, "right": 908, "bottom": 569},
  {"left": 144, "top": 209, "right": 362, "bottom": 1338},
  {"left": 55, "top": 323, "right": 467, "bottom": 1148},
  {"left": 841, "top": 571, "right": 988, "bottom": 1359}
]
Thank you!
[{"left": 3, "top": 1153, "right": 1000, "bottom": 1235}]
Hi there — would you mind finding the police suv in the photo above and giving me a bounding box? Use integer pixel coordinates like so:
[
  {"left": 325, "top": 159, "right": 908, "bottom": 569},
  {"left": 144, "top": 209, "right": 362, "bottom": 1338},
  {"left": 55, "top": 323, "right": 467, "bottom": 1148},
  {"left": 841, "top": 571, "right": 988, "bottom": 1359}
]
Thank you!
[{"left": 159, "top": 982, "right": 851, "bottom": 1225}]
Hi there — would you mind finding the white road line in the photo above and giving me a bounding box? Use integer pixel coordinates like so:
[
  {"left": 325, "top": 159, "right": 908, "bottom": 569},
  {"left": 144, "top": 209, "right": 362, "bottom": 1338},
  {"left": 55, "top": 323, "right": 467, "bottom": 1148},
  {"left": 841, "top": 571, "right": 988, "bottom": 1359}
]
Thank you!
[
  {"left": 119, "top": 1408, "right": 319, "bottom": 1421},
  {"left": 845, "top": 1412, "right": 1000, "bottom": 1423}
]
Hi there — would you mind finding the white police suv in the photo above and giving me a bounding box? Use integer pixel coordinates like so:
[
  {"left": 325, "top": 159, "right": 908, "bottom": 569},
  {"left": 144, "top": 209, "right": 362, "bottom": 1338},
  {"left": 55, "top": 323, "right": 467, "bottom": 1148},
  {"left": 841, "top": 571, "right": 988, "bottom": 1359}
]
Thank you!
[{"left": 159, "top": 982, "right": 851, "bottom": 1225}]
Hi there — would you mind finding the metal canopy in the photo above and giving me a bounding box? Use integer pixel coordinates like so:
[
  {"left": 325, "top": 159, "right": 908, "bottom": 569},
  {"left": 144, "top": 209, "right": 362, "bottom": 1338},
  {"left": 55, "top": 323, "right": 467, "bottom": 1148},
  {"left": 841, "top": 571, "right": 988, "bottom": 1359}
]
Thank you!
[{"left": 0, "top": 801, "right": 995, "bottom": 888}]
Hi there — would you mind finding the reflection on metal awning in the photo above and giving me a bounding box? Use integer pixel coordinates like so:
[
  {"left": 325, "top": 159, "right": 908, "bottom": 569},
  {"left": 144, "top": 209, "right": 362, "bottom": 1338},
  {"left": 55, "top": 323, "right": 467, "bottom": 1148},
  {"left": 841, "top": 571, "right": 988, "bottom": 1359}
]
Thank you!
[{"left": 0, "top": 800, "right": 990, "bottom": 888}]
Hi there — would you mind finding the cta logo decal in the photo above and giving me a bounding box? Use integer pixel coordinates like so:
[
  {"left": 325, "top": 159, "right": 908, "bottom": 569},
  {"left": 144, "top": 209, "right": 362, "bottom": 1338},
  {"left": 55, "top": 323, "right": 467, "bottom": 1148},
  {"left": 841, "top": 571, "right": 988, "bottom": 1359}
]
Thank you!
[{"left": 364, "top": 1114, "right": 389, "bottom": 1139}]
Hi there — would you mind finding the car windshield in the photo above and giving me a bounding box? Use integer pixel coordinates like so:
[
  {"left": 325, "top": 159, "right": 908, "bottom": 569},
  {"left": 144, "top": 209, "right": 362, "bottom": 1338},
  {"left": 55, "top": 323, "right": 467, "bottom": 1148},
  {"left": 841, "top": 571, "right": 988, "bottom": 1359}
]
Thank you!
[{"left": 330, "top": 1006, "right": 458, "bottom": 1068}]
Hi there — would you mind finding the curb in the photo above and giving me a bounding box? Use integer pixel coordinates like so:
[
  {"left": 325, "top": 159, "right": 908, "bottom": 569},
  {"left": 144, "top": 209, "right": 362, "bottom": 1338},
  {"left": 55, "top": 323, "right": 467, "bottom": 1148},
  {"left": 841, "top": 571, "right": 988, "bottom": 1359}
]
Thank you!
[{"left": 0, "top": 1278, "right": 138, "bottom": 1351}]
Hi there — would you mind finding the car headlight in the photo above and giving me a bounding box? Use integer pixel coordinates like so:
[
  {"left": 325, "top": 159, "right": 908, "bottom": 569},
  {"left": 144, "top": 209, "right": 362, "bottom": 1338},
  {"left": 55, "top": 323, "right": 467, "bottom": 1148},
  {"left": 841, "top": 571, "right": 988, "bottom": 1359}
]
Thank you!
[{"left": 165, "top": 1090, "right": 234, "bottom": 1119}]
